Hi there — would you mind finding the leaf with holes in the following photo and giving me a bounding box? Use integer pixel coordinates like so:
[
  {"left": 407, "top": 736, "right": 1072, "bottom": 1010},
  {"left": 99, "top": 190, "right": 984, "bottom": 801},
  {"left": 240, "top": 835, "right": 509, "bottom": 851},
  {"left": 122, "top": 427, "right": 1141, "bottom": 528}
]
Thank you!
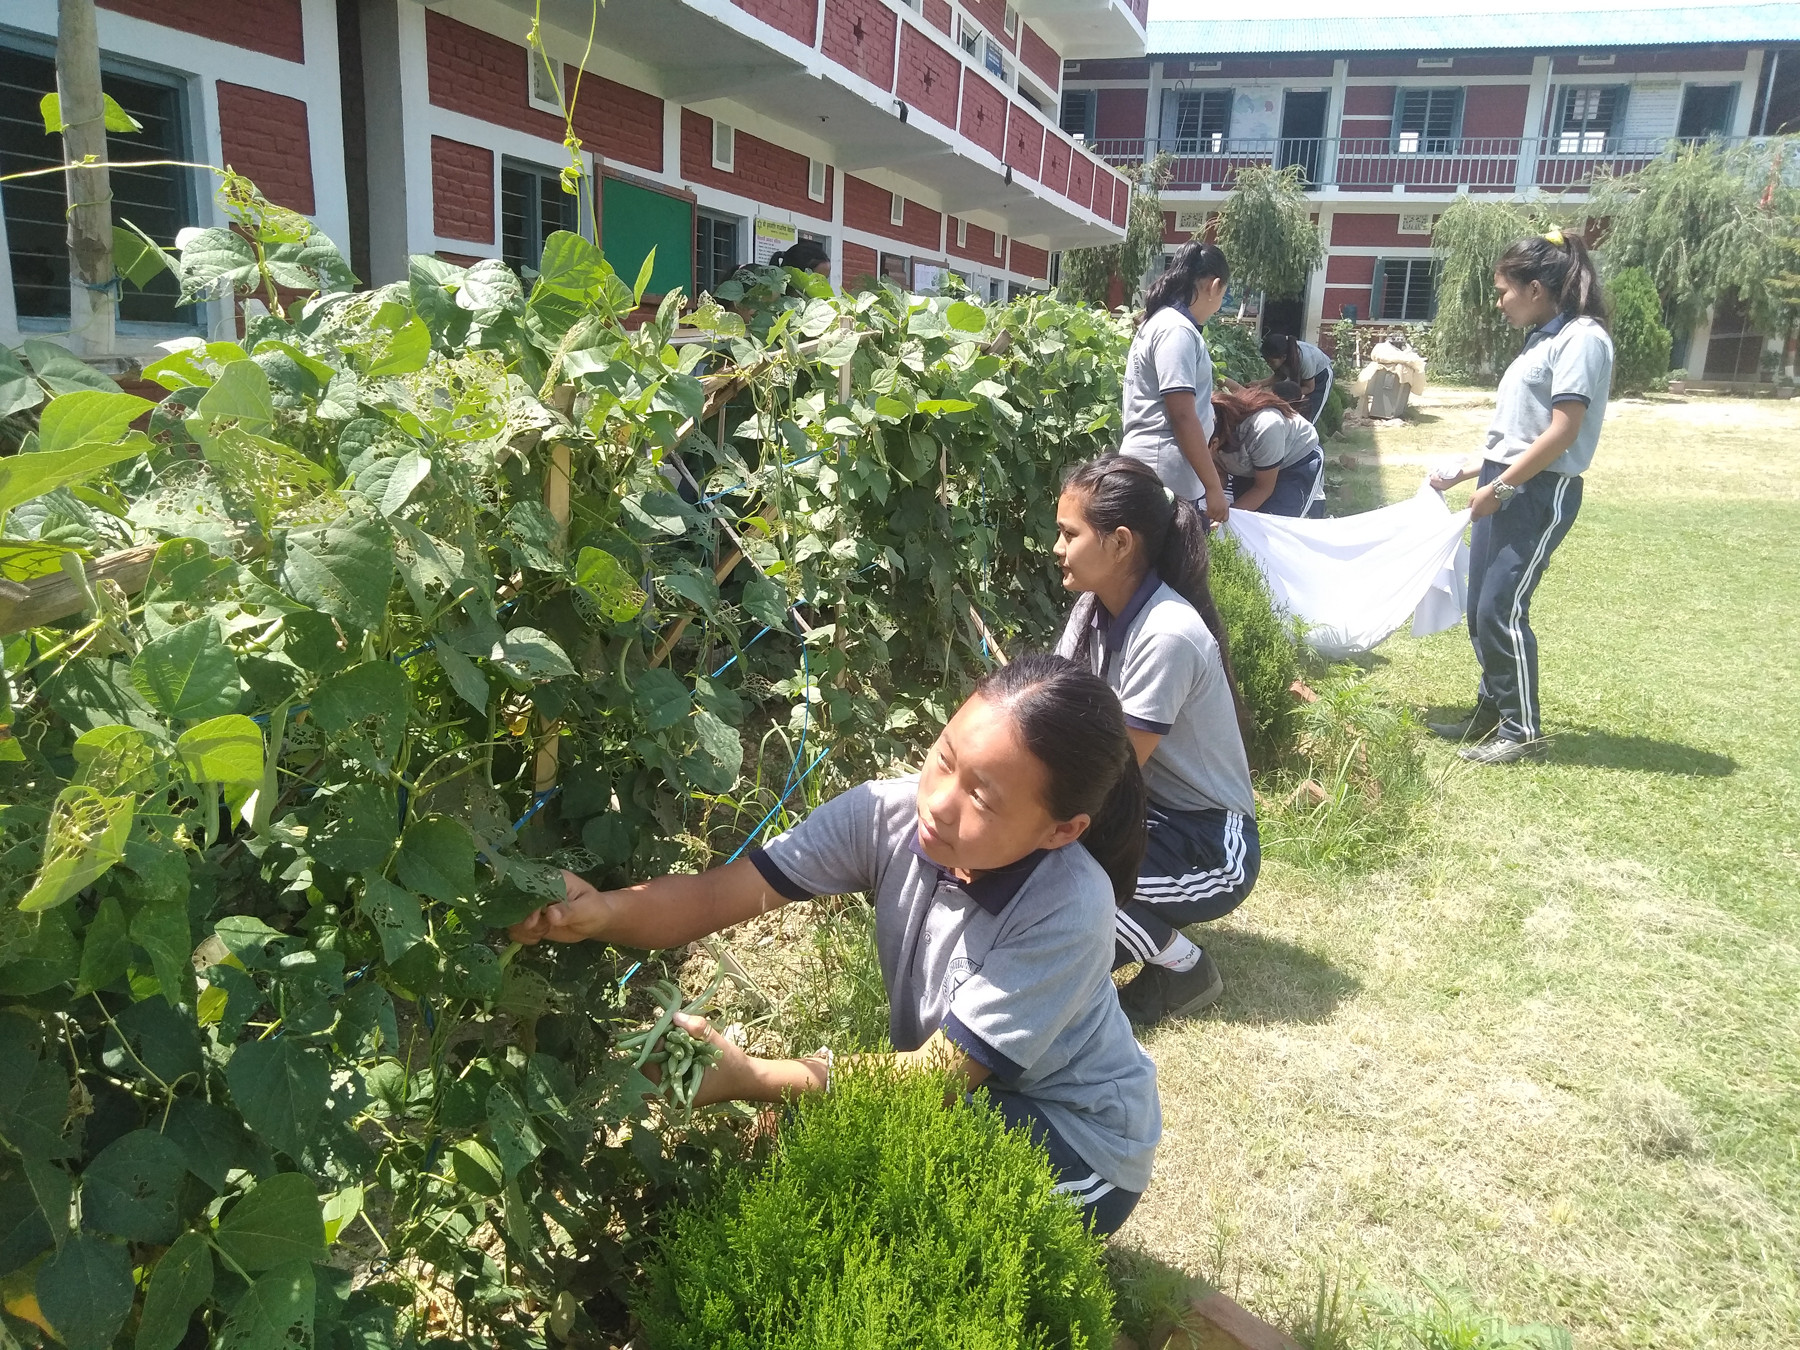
[
  {"left": 493, "top": 628, "right": 575, "bottom": 683},
  {"left": 574, "top": 547, "right": 646, "bottom": 622},
  {"left": 130, "top": 616, "right": 241, "bottom": 721},
  {"left": 175, "top": 228, "right": 260, "bottom": 304},
  {"left": 741, "top": 576, "right": 791, "bottom": 630},
  {"left": 632, "top": 667, "right": 691, "bottom": 733},
  {"left": 20, "top": 786, "right": 134, "bottom": 913},
  {"left": 225, "top": 1039, "right": 330, "bottom": 1161},
  {"left": 310, "top": 661, "right": 409, "bottom": 768},
  {"left": 395, "top": 816, "right": 476, "bottom": 906},
  {"left": 195, "top": 359, "right": 275, "bottom": 427},
  {"left": 310, "top": 781, "right": 399, "bottom": 873},
  {"left": 35, "top": 1234, "right": 133, "bottom": 1350},
  {"left": 279, "top": 511, "right": 394, "bottom": 633},
  {"left": 0, "top": 432, "right": 154, "bottom": 518},
  {"left": 79, "top": 1129, "right": 189, "bottom": 1243},
  {"left": 485, "top": 1084, "right": 542, "bottom": 1180},
  {"left": 217, "top": 1260, "right": 314, "bottom": 1350},
  {"left": 134, "top": 1231, "right": 213, "bottom": 1350},
  {"left": 358, "top": 876, "right": 426, "bottom": 962},
  {"left": 216, "top": 1172, "right": 327, "bottom": 1272}
]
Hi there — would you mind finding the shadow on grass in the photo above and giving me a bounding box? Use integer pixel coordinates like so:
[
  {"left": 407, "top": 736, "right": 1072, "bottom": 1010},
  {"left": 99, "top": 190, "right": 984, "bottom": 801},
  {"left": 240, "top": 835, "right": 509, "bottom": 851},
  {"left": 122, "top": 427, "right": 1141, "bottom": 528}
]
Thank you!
[
  {"left": 1545, "top": 727, "right": 1738, "bottom": 777},
  {"left": 1197, "top": 929, "right": 1361, "bottom": 1026}
]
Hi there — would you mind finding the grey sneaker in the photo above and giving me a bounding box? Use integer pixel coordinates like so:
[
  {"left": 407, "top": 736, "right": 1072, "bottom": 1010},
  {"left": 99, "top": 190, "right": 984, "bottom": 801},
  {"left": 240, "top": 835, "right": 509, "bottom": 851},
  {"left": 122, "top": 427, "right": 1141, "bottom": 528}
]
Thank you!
[
  {"left": 1459, "top": 735, "right": 1547, "bottom": 765},
  {"left": 1428, "top": 707, "right": 1499, "bottom": 741},
  {"left": 1119, "top": 949, "right": 1224, "bottom": 1026}
]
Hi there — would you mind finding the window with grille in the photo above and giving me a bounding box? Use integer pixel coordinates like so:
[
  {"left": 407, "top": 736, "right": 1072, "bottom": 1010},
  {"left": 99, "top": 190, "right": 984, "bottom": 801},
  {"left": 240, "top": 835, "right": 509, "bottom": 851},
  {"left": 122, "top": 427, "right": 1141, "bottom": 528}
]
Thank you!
[
  {"left": 1392, "top": 88, "right": 1462, "bottom": 153},
  {"left": 1556, "top": 86, "right": 1624, "bottom": 153},
  {"left": 1, "top": 44, "right": 194, "bottom": 326},
  {"left": 694, "top": 211, "right": 739, "bottom": 294},
  {"left": 501, "top": 161, "right": 581, "bottom": 274},
  {"left": 1060, "top": 90, "right": 1095, "bottom": 140},
  {"left": 1373, "top": 258, "right": 1436, "bottom": 321},
  {"left": 1174, "top": 90, "right": 1232, "bottom": 152}
]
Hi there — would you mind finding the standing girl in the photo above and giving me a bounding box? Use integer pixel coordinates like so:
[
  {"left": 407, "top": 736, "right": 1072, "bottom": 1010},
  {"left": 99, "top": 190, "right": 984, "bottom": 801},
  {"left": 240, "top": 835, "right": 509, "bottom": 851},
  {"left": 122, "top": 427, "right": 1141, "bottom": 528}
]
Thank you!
[
  {"left": 1119, "top": 241, "right": 1232, "bottom": 523},
  {"left": 1428, "top": 229, "right": 1613, "bottom": 764},
  {"left": 510, "top": 656, "right": 1161, "bottom": 1235},
  {"left": 1053, "top": 456, "right": 1259, "bottom": 1026},
  {"left": 1211, "top": 386, "right": 1326, "bottom": 517}
]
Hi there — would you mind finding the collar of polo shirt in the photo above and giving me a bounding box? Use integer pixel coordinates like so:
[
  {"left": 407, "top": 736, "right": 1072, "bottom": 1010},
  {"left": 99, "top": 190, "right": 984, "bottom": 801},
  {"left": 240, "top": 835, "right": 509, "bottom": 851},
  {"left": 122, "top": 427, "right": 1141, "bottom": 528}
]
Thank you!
[
  {"left": 1532, "top": 312, "right": 1571, "bottom": 342},
  {"left": 1091, "top": 569, "right": 1164, "bottom": 665},
  {"left": 907, "top": 835, "right": 1051, "bottom": 916}
]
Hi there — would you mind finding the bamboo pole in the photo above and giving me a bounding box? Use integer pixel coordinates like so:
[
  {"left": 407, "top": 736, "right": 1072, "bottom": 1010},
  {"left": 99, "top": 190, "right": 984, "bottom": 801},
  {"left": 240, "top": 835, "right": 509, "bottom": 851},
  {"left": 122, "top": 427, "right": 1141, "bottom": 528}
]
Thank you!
[{"left": 57, "top": 0, "right": 116, "bottom": 356}]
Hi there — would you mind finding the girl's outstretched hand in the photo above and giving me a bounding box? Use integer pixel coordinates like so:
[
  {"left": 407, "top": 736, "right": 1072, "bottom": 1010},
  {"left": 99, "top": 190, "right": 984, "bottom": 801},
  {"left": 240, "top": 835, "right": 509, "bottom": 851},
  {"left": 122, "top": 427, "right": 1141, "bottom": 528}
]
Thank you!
[{"left": 509, "top": 870, "right": 613, "bottom": 945}]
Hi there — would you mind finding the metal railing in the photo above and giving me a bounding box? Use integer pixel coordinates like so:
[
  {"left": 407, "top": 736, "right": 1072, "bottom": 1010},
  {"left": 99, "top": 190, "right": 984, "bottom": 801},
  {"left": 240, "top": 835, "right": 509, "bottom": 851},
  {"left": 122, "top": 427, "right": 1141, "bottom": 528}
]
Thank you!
[{"left": 1084, "top": 134, "right": 1748, "bottom": 193}]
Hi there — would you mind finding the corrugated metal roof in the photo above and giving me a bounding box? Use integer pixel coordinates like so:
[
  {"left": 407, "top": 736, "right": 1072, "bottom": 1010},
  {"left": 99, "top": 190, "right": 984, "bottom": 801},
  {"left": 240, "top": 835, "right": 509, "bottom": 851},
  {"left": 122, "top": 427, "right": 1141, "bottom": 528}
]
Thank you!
[{"left": 1146, "top": 5, "right": 1800, "bottom": 55}]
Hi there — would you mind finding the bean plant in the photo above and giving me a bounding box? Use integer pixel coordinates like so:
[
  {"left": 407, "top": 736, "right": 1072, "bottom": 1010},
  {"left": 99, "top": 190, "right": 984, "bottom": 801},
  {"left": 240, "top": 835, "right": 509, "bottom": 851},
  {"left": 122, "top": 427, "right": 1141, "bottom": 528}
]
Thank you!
[{"left": 0, "top": 177, "right": 1137, "bottom": 1348}]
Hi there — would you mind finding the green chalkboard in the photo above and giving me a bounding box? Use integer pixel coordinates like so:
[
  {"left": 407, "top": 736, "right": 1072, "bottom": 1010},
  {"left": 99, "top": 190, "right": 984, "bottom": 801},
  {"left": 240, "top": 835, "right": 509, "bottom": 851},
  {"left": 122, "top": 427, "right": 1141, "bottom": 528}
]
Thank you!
[{"left": 601, "top": 176, "right": 694, "bottom": 301}]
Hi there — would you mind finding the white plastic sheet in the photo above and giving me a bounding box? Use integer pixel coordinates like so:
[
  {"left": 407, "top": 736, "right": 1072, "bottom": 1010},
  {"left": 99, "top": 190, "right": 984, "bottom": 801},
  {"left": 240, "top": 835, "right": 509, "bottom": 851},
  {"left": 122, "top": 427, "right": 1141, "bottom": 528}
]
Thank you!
[{"left": 1223, "top": 483, "right": 1470, "bottom": 659}]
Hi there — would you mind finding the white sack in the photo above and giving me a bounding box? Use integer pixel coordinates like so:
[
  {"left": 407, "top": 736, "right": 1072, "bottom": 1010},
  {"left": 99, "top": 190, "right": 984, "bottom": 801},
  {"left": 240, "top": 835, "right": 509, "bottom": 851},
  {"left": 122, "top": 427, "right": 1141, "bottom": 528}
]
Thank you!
[{"left": 1223, "top": 483, "right": 1470, "bottom": 659}]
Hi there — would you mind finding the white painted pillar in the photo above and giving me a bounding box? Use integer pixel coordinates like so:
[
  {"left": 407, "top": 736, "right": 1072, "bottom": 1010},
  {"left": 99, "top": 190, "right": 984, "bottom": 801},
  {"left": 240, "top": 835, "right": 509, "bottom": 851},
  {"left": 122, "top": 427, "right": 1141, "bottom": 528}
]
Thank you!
[
  {"left": 1733, "top": 51, "right": 1762, "bottom": 137},
  {"left": 1517, "top": 55, "right": 1552, "bottom": 194},
  {"left": 1304, "top": 207, "right": 1332, "bottom": 343}
]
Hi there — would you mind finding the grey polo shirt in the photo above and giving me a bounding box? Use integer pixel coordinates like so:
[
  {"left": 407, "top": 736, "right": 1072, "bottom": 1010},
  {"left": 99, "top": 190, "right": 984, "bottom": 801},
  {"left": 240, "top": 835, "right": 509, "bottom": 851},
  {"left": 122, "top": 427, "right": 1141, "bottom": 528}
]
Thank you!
[
  {"left": 1056, "top": 576, "right": 1256, "bottom": 818},
  {"left": 748, "top": 778, "right": 1161, "bottom": 1192},
  {"left": 1293, "top": 339, "right": 1331, "bottom": 383},
  {"left": 1217, "top": 408, "right": 1321, "bottom": 477},
  {"left": 1120, "top": 306, "right": 1215, "bottom": 503},
  {"left": 1484, "top": 313, "right": 1613, "bottom": 477}
]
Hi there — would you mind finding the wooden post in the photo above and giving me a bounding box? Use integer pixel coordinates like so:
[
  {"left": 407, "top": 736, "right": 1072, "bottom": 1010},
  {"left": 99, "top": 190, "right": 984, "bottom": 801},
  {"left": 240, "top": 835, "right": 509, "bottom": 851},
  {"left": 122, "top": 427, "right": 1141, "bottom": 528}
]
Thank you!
[
  {"left": 532, "top": 385, "right": 577, "bottom": 799},
  {"left": 57, "top": 0, "right": 116, "bottom": 356}
]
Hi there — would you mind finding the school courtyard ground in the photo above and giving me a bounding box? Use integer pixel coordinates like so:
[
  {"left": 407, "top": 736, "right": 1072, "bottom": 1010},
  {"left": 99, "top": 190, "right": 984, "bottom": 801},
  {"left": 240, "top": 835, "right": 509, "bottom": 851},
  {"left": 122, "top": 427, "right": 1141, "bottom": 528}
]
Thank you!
[{"left": 1119, "top": 387, "right": 1800, "bottom": 1347}]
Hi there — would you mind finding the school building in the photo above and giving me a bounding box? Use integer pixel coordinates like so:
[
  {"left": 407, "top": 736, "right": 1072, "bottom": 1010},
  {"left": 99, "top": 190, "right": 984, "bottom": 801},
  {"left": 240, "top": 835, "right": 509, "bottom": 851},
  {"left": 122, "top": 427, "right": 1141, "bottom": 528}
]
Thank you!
[
  {"left": 1060, "top": 5, "right": 1800, "bottom": 381},
  {"left": 0, "top": 0, "right": 1142, "bottom": 357}
]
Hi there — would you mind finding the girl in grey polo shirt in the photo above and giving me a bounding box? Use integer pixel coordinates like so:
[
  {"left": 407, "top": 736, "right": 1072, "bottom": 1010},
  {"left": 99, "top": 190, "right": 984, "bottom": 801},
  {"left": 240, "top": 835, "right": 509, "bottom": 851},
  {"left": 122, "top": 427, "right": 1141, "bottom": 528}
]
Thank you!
[
  {"left": 510, "top": 655, "right": 1161, "bottom": 1235},
  {"left": 1211, "top": 386, "right": 1326, "bottom": 518},
  {"left": 1428, "top": 230, "right": 1613, "bottom": 765},
  {"left": 1053, "top": 456, "right": 1260, "bottom": 1026}
]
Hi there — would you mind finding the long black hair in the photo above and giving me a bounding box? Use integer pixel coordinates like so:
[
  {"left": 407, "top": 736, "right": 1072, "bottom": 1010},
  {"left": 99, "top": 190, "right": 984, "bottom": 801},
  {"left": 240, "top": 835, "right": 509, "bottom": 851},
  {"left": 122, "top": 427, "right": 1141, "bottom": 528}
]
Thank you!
[
  {"left": 1144, "top": 240, "right": 1229, "bottom": 322},
  {"left": 771, "top": 239, "right": 830, "bottom": 272},
  {"left": 1061, "top": 456, "right": 1250, "bottom": 740},
  {"left": 1496, "top": 230, "right": 1608, "bottom": 327},
  {"left": 1260, "top": 330, "right": 1302, "bottom": 378},
  {"left": 974, "top": 654, "right": 1146, "bottom": 905}
]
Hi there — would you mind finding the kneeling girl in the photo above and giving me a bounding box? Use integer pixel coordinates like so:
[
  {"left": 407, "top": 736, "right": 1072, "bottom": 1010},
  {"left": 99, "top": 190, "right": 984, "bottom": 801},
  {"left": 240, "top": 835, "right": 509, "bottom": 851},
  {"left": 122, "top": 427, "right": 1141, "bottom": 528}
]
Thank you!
[
  {"left": 511, "top": 655, "right": 1160, "bottom": 1235},
  {"left": 1212, "top": 387, "right": 1325, "bottom": 518},
  {"left": 1053, "top": 456, "right": 1261, "bottom": 1026}
]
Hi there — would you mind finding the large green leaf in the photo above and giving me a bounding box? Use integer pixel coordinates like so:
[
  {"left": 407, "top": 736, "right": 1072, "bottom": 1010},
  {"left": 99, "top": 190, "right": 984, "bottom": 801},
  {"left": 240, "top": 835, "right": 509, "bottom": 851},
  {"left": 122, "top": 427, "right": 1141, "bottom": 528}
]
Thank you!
[
  {"left": 217, "top": 1260, "right": 315, "bottom": 1350},
  {"left": 358, "top": 876, "right": 426, "bottom": 962},
  {"left": 129, "top": 893, "right": 192, "bottom": 1007},
  {"left": 130, "top": 616, "right": 241, "bottom": 721},
  {"left": 175, "top": 714, "right": 265, "bottom": 786},
  {"left": 535, "top": 231, "right": 606, "bottom": 295},
  {"left": 114, "top": 225, "right": 174, "bottom": 289},
  {"left": 279, "top": 512, "right": 394, "bottom": 632},
  {"left": 75, "top": 895, "right": 130, "bottom": 996},
  {"left": 493, "top": 628, "right": 575, "bottom": 682},
  {"left": 195, "top": 359, "right": 276, "bottom": 427},
  {"left": 176, "top": 228, "right": 261, "bottom": 304},
  {"left": 141, "top": 340, "right": 249, "bottom": 392},
  {"left": 632, "top": 667, "right": 691, "bottom": 732},
  {"left": 309, "top": 781, "right": 399, "bottom": 873},
  {"left": 574, "top": 547, "right": 646, "bottom": 622},
  {"left": 395, "top": 816, "right": 476, "bottom": 906},
  {"left": 35, "top": 1234, "right": 133, "bottom": 1350},
  {"left": 431, "top": 640, "right": 489, "bottom": 713},
  {"left": 0, "top": 432, "right": 153, "bottom": 517},
  {"left": 225, "top": 1039, "right": 330, "bottom": 1161},
  {"left": 0, "top": 345, "right": 41, "bottom": 417},
  {"left": 215, "top": 1172, "right": 327, "bottom": 1272},
  {"left": 310, "top": 661, "right": 409, "bottom": 767},
  {"left": 35, "top": 390, "right": 155, "bottom": 455},
  {"left": 19, "top": 340, "right": 119, "bottom": 394},
  {"left": 78, "top": 1129, "right": 188, "bottom": 1243},
  {"left": 366, "top": 318, "right": 430, "bottom": 378},
  {"left": 19, "top": 786, "right": 134, "bottom": 913},
  {"left": 135, "top": 1230, "right": 214, "bottom": 1350},
  {"left": 686, "top": 709, "right": 744, "bottom": 792},
  {"left": 485, "top": 1084, "right": 542, "bottom": 1180}
]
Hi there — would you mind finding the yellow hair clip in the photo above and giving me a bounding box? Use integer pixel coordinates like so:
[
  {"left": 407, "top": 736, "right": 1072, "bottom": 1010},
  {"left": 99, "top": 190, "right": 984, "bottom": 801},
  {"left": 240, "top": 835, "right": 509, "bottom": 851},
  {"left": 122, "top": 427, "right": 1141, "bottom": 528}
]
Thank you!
[{"left": 1542, "top": 226, "right": 1566, "bottom": 247}]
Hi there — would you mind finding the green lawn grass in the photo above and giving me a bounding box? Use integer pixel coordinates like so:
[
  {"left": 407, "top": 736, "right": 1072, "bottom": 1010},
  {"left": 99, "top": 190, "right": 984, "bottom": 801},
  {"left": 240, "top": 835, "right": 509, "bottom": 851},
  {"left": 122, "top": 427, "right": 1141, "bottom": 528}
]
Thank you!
[{"left": 1120, "top": 389, "right": 1800, "bottom": 1348}]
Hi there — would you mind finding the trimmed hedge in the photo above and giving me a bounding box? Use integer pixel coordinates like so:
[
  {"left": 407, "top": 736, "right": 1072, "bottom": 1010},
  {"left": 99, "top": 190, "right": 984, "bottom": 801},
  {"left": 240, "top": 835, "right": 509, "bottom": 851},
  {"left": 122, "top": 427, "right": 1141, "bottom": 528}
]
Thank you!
[{"left": 1209, "top": 530, "right": 1301, "bottom": 763}]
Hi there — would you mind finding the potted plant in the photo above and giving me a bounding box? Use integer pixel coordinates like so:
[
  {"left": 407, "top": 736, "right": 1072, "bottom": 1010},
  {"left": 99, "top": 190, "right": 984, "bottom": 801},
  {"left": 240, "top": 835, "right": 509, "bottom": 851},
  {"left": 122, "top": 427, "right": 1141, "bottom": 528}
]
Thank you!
[{"left": 1666, "top": 367, "right": 1690, "bottom": 395}]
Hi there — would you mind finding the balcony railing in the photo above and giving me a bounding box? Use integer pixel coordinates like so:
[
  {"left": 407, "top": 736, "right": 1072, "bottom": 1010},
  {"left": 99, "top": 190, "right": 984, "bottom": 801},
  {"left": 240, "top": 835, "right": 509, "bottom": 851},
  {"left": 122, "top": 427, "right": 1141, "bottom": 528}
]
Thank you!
[{"left": 1085, "top": 135, "right": 1748, "bottom": 193}]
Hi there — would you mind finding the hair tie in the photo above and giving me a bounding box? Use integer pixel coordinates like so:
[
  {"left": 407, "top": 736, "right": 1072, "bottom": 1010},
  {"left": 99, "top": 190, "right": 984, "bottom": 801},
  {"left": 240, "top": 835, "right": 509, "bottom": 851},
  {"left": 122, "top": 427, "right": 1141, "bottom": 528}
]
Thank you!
[
  {"left": 1542, "top": 226, "right": 1565, "bottom": 247},
  {"left": 1162, "top": 486, "right": 1176, "bottom": 506}
]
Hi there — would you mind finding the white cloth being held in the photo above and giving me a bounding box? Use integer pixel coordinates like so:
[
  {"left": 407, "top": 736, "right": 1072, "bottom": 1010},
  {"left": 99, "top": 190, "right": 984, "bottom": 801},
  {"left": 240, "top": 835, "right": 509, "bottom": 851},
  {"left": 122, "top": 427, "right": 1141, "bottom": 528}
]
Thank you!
[{"left": 1222, "top": 483, "right": 1470, "bottom": 659}]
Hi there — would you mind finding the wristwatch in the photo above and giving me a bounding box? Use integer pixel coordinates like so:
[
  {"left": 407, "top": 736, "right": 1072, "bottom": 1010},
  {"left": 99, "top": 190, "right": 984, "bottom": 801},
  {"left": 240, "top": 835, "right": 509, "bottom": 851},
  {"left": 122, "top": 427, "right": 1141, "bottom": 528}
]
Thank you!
[{"left": 1491, "top": 480, "right": 1520, "bottom": 508}]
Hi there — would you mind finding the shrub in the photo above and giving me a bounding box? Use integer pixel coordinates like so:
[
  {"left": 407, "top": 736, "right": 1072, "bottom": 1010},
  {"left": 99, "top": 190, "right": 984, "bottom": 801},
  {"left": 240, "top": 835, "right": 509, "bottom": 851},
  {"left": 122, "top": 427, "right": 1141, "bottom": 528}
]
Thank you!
[
  {"left": 1207, "top": 318, "right": 1266, "bottom": 387},
  {"left": 1608, "top": 266, "right": 1674, "bottom": 395},
  {"left": 1317, "top": 380, "right": 1350, "bottom": 439},
  {"left": 1208, "top": 531, "right": 1301, "bottom": 761},
  {"left": 636, "top": 1066, "right": 1118, "bottom": 1349}
]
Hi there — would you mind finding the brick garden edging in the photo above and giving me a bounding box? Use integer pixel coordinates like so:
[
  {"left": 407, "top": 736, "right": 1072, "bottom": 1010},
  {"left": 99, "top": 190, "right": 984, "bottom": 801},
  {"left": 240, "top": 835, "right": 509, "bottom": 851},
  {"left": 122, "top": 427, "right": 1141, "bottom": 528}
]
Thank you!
[{"left": 1112, "top": 1292, "right": 1303, "bottom": 1350}]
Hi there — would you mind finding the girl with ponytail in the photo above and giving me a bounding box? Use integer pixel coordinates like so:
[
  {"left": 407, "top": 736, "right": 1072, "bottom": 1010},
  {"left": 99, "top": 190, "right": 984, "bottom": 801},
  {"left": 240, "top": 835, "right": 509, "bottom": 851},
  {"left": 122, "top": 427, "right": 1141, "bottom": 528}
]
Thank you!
[
  {"left": 1427, "top": 227, "right": 1614, "bottom": 765},
  {"left": 1052, "top": 455, "right": 1261, "bottom": 1026},
  {"left": 511, "top": 654, "right": 1160, "bottom": 1235}
]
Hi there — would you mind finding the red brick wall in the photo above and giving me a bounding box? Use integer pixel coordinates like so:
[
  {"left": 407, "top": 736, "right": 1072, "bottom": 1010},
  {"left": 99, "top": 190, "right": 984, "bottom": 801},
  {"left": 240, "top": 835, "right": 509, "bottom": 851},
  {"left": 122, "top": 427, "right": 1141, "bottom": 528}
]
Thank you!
[
  {"left": 1463, "top": 85, "right": 1531, "bottom": 138},
  {"left": 679, "top": 111, "right": 833, "bottom": 218},
  {"left": 1010, "top": 240, "right": 1049, "bottom": 280},
  {"left": 732, "top": 0, "right": 819, "bottom": 44},
  {"left": 843, "top": 175, "right": 941, "bottom": 251},
  {"left": 960, "top": 76, "right": 1008, "bottom": 158},
  {"left": 1004, "top": 106, "right": 1044, "bottom": 179},
  {"left": 948, "top": 218, "right": 1004, "bottom": 264},
  {"left": 1019, "top": 26, "right": 1060, "bottom": 94},
  {"left": 842, "top": 241, "right": 880, "bottom": 286},
  {"left": 924, "top": 0, "right": 952, "bottom": 36},
  {"left": 431, "top": 137, "right": 494, "bottom": 242},
  {"left": 897, "top": 25, "right": 961, "bottom": 127},
  {"left": 1330, "top": 212, "right": 1443, "bottom": 248},
  {"left": 438, "top": 251, "right": 484, "bottom": 267},
  {"left": 1341, "top": 85, "right": 1394, "bottom": 140},
  {"left": 821, "top": 0, "right": 898, "bottom": 92},
  {"left": 1109, "top": 174, "right": 1128, "bottom": 226},
  {"left": 962, "top": 0, "right": 1016, "bottom": 53},
  {"left": 1066, "top": 153, "right": 1094, "bottom": 212},
  {"left": 217, "top": 83, "right": 314, "bottom": 213},
  {"left": 425, "top": 11, "right": 663, "bottom": 171},
  {"left": 1040, "top": 133, "right": 1071, "bottom": 196},
  {"left": 1095, "top": 87, "right": 1147, "bottom": 139},
  {"left": 99, "top": 0, "right": 303, "bottom": 63}
]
